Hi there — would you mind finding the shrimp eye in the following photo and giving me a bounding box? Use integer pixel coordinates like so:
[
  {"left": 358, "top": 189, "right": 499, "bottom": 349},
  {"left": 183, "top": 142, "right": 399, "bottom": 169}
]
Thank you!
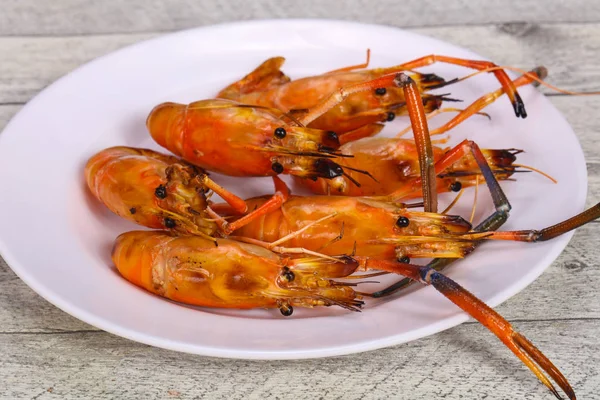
[
  {"left": 164, "top": 217, "right": 176, "bottom": 228},
  {"left": 274, "top": 127, "right": 287, "bottom": 139},
  {"left": 386, "top": 112, "right": 396, "bottom": 122},
  {"left": 279, "top": 303, "right": 294, "bottom": 316},
  {"left": 397, "top": 255, "right": 410, "bottom": 264},
  {"left": 374, "top": 87, "right": 387, "bottom": 95},
  {"left": 271, "top": 162, "right": 284, "bottom": 174},
  {"left": 154, "top": 184, "right": 167, "bottom": 199},
  {"left": 396, "top": 216, "right": 410, "bottom": 228},
  {"left": 327, "top": 131, "right": 338, "bottom": 142},
  {"left": 129, "top": 207, "right": 137, "bottom": 214},
  {"left": 314, "top": 159, "right": 343, "bottom": 179},
  {"left": 281, "top": 267, "right": 295, "bottom": 282},
  {"left": 450, "top": 181, "right": 462, "bottom": 192}
]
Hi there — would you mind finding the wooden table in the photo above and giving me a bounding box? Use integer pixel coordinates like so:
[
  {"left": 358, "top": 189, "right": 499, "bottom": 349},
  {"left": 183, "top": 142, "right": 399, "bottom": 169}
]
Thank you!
[{"left": 1, "top": 1, "right": 599, "bottom": 398}]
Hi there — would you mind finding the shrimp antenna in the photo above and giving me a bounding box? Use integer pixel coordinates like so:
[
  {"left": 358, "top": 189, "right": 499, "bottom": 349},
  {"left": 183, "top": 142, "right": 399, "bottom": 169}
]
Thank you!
[
  {"left": 469, "top": 175, "right": 480, "bottom": 224},
  {"left": 343, "top": 271, "right": 391, "bottom": 280},
  {"left": 343, "top": 171, "right": 362, "bottom": 188},
  {"left": 513, "top": 163, "right": 557, "bottom": 183},
  {"left": 332, "top": 280, "right": 381, "bottom": 287},
  {"left": 338, "top": 164, "right": 379, "bottom": 182},
  {"left": 442, "top": 188, "right": 465, "bottom": 215}
]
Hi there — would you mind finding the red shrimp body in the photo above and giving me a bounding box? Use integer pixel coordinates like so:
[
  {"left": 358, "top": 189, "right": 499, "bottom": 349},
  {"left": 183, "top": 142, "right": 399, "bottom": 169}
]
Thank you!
[
  {"left": 112, "top": 231, "right": 363, "bottom": 312},
  {"left": 146, "top": 99, "right": 345, "bottom": 181},
  {"left": 294, "top": 137, "right": 518, "bottom": 197},
  {"left": 231, "top": 195, "right": 475, "bottom": 260},
  {"left": 218, "top": 60, "right": 446, "bottom": 135}
]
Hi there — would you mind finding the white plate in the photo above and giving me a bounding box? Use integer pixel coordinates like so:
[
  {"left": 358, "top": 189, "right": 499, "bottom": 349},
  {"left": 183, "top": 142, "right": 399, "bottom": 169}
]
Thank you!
[{"left": 0, "top": 19, "right": 587, "bottom": 359}]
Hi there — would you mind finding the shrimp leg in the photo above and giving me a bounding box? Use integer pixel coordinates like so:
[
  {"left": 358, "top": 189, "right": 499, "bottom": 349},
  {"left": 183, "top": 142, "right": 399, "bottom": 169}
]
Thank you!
[
  {"left": 427, "top": 67, "right": 547, "bottom": 136},
  {"left": 361, "top": 258, "right": 575, "bottom": 400},
  {"left": 381, "top": 55, "right": 527, "bottom": 118},
  {"left": 469, "top": 202, "right": 600, "bottom": 243},
  {"left": 206, "top": 176, "right": 290, "bottom": 235}
]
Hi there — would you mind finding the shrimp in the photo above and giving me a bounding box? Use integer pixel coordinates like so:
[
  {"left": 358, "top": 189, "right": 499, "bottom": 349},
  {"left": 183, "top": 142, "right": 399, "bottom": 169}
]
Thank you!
[
  {"left": 111, "top": 231, "right": 362, "bottom": 313},
  {"left": 85, "top": 146, "right": 289, "bottom": 237},
  {"left": 217, "top": 52, "right": 529, "bottom": 141},
  {"left": 296, "top": 137, "right": 521, "bottom": 197},
  {"left": 146, "top": 99, "right": 360, "bottom": 185}
]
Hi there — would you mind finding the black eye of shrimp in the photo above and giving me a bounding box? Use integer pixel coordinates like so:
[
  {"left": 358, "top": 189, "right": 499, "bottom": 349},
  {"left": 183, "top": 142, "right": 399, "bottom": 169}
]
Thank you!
[
  {"left": 272, "top": 162, "right": 284, "bottom": 174},
  {"left": 164, "top": 217, "right": 176, "bottom": 228},
  {"left": 154, "top": 184, "right": 167, "bottom": 199},
  {"left": 274, "top": 127, "right": 286, "bottom": 139},
  {"left": 279, "top": 304, "right": 294, "bottom": 316},
  {"left": 396, "top": 216, "right": 410, "bottom": 228},
  {"left": 450, "top": 181, "right": 462, "bottom": 192},
  {"left": 397, "top": 255, "right": 410, "bottom": 264},
  {"left": 281, "top": 267, "right": 295, "bottom": 282}
]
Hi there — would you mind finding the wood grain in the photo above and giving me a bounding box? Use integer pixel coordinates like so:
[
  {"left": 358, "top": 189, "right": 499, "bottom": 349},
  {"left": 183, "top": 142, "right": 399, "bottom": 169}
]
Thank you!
[
  {"left": 1, "top": 320, "right": 599, "bottom": 399},
  {"left": 2, "top": 0, "right": 600, "bottom": 36}
]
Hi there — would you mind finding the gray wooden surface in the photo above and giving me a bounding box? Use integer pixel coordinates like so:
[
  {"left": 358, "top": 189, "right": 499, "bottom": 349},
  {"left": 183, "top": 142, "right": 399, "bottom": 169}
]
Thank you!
[{"left": 1, "top": 1, "right": 600, "bottom": 399}]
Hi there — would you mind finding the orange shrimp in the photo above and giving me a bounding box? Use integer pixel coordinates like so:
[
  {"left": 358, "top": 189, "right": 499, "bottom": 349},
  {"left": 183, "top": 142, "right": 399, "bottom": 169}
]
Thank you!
[
  {"left": 112, "top": 229, "right": 578, "bottom": 399},
  {"left": 146, "top": 99, "right": 359, "bottom": 185},
  {"left": 85, "top": 146, "right": 289, "bottom": 237},
  {"left": 291, "top": 67, "right": 549, "bottom": 197},
  {"left": 217, "top": 52, "right": 529, "bottom": 140},
  {"left": 229, "top": 192, "right": 600, "bottom": 261},
  {"left": 112, "top": 231, "right": 362, "bottom": 313},
  {"left": 296, "top": 137, "right": 521, "bottom": 197}
]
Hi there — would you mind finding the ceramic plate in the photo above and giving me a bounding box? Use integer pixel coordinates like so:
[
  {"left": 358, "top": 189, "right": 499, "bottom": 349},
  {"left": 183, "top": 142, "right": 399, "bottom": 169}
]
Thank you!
[{"left": 0, "top": 19, "right": 587, "bottom": 359}]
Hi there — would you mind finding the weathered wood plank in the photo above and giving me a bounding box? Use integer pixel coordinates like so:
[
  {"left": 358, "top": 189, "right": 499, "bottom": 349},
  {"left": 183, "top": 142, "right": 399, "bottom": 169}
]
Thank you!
[
  {"left": 1, "top": 320, "right": 598, "bottom": 399},
  {"left": 0, "top": 33, "right": 154, "bottom": 104},
  {"left": 2, "top": 0, "right": 600, "bottom": 36},
  {"left": 1, "top": 23, "right": 600, "bottom": 103}
]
